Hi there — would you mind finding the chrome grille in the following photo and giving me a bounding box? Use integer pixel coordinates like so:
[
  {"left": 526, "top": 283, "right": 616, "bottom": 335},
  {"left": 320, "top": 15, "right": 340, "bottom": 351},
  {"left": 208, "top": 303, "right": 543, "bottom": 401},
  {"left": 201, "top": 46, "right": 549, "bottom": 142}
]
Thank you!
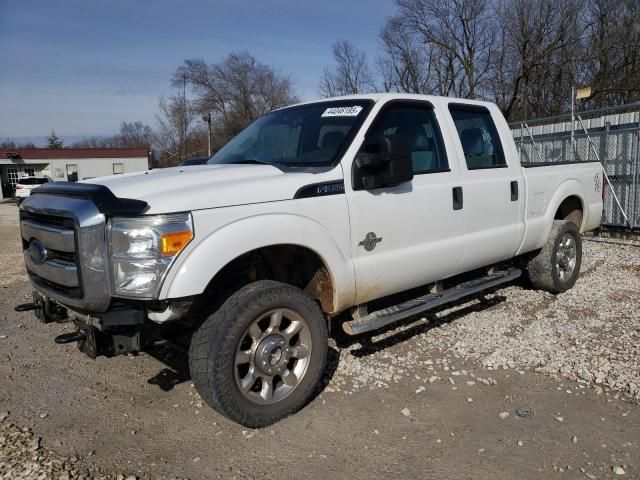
[
  {"left": 21, "top": 218, "right": 75, "bottom": 253},
  {"left": 20, "top": 193, "right": 112, "bottom": 312}
]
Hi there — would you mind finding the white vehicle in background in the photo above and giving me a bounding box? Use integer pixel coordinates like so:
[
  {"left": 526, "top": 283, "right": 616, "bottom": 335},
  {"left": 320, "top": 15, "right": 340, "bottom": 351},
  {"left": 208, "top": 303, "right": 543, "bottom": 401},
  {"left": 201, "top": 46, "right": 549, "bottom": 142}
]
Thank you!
[
  {"left": 17, "top": 93, "right": 603, "bottom": 427},
  {"left": 14, "top": 176, "right": 50, "bottom": 201}
]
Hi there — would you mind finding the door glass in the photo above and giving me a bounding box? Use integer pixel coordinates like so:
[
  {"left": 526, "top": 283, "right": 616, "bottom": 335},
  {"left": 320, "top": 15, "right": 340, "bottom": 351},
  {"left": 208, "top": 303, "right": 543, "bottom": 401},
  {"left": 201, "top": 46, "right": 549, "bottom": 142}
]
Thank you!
[
  {"left": 449, "top": 106, "right": 506, "bottom": 170},
  {"left": 364, "top": 103, "right": 448, "bottom": 174}
]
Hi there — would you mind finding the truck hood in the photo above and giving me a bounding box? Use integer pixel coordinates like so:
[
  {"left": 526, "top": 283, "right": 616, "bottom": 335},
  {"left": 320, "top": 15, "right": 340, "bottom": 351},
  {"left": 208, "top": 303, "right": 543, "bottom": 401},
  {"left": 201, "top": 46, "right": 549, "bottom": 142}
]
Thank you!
[{"left": 86, "top": 164, "right": 339, "bottom": 214}]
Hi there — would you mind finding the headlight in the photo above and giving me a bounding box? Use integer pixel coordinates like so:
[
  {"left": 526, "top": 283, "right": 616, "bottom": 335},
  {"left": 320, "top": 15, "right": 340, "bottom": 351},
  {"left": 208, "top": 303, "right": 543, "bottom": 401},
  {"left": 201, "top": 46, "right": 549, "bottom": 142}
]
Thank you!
[{"left": 109, "top": 213, "right": 193, "bottom": 298}]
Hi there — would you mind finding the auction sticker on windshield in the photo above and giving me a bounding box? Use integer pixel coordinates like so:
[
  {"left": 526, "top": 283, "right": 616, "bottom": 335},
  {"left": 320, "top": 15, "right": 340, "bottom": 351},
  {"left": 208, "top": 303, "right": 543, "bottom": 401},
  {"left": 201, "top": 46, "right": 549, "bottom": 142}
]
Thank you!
[{"left": 321, "top": 106, "right": 363, "bottom": 117}]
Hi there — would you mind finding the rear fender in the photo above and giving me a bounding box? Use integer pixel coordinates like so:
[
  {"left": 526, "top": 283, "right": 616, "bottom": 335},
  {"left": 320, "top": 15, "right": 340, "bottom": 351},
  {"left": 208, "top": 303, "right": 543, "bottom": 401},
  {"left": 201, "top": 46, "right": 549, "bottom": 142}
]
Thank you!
[{"left": 519, "top": 178, "right": 586, "bottom": 254}]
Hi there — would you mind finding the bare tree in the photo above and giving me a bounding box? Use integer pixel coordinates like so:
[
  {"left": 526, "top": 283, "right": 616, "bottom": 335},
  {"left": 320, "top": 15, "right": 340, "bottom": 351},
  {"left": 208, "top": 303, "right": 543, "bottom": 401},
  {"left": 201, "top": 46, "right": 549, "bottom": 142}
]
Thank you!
[
  {"left": 378, "top": 16, "right": 433, "bottom": 93},
  {"left": 173, "top": 51, "right": 297, "bottom": 150},
  {"left": 312, "top": 0, "right": 636, "bottom": 121},
  {"left": 319, "top": 40, "right": 375, "bottom": 96},
  {"left": 0, "top": 139, "right": 36, "bottom": 148},
  {"left": 154, "top": 92, "right": 199, "bottom": 166},
  {"left": 71, "top": 136, "right": 111, "bottom": 148},
  {"left": 394, "top": 0, "right": 497, "bottom": 99},
  {"left": 584, "top": 0, "right": 640, "bottom": 108},
  {"left": 72, "top": 121, "right": 154, "bottom": 149},
  {"left": 116, "top": 121, "right": 154, "bottom": 149},
  {"left": 490, "top": 0, "right": 583, "bottom": 120}
]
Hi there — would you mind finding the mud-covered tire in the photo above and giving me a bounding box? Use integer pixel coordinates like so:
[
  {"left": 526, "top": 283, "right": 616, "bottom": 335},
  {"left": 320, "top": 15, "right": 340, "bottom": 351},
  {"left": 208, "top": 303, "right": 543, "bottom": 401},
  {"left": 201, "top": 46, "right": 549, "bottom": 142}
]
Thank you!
[
  {"left": 189, "top": 280, "right": 328, "bottom": 428},
  {"left": 526, "top": 220, "right": 582, "bottom": 294}
]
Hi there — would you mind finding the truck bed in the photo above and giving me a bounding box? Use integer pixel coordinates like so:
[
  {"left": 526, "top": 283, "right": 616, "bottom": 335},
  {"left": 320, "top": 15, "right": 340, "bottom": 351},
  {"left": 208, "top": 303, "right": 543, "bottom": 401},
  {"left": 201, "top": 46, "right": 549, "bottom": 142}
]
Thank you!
[{"left": 518, "top": 160, "right": 603, "bottom": 255}]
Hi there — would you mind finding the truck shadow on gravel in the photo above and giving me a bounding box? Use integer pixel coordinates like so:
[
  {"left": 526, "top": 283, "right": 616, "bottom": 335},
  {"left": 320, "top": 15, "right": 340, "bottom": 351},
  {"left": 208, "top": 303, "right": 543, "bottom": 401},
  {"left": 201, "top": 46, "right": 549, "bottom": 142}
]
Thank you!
[
  {"left": 143, "top": 289, "right": 510, "bottom": 393},
  {"left": 333, "top": 293, "right": 507, "bottom": 358},
  {"left": 145, "top": 343, "right": 341, "bottom": 403},
  {"left": 146, "top": 347, "right": 192, "bottom": 391}
]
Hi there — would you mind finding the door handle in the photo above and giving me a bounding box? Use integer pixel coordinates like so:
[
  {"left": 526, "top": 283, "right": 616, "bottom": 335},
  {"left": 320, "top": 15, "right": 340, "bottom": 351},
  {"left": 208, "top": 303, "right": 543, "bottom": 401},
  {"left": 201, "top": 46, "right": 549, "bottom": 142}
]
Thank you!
[
  {"left": 510, "top": 180, "right": 519, "bottom": 201},
  {"left": 452, "top": 186, "right": 463, "bottom": 210}
]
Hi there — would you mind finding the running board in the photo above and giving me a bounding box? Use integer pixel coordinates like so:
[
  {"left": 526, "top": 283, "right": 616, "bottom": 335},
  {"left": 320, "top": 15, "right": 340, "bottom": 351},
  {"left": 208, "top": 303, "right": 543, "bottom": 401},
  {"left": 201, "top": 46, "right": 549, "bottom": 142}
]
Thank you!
[{"left": 342, "top": 268, "right": 522, "bottom": 336}]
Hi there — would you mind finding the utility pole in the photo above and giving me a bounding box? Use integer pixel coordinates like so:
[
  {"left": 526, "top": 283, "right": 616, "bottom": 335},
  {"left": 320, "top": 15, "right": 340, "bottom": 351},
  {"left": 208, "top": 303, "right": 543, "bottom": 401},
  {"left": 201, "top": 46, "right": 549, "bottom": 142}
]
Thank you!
[
  {"left": 571, "top": 86, "right": 592, "bottom": 163},
  {"left": 203, "top": 113, "right": 212, "bottom": 156},
  {"left": 183, "top": 74, "right": 188, "bottom": 160},
  {"left": 570, "top": 86, "right": 575, "bottom": 162}
]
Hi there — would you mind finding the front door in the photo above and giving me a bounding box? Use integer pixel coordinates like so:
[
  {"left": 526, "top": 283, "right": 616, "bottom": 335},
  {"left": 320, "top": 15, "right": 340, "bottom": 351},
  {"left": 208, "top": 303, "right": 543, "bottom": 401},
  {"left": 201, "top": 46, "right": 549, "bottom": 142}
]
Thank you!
[{"left": 346, "top": 100, "right": 465, "bottom": 305}]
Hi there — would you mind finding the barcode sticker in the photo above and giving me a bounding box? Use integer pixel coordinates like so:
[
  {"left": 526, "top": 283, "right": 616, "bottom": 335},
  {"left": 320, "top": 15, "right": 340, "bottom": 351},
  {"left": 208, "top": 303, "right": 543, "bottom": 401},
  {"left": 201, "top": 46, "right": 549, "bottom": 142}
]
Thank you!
[{"left": 321, "top": 106, "right": 363, "bottom": 117}]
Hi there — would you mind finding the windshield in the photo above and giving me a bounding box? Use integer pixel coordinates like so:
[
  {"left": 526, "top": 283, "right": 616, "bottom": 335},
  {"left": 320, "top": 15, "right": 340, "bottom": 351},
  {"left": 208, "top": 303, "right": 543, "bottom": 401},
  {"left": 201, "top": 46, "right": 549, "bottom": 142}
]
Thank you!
[{"left": 208, "top": 100, "right": 373, "bottom": 168}]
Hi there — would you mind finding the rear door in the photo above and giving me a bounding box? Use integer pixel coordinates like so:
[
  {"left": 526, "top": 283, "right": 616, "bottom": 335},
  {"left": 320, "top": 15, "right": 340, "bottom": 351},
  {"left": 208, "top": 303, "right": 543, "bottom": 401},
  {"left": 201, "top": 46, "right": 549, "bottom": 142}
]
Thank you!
[
  {"left": 346, "top": 100, "right": 465, "bottom": 304},
  {"left": 447, "top": 104, "right": 524, "bottom": 271}
]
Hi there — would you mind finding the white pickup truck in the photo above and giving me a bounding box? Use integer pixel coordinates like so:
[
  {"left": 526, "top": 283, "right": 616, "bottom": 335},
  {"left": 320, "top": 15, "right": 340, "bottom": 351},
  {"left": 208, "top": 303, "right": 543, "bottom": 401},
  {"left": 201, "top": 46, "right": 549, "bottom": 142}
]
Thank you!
[{"left": 17, "top": 94, "right": 603, "bottom": 427}]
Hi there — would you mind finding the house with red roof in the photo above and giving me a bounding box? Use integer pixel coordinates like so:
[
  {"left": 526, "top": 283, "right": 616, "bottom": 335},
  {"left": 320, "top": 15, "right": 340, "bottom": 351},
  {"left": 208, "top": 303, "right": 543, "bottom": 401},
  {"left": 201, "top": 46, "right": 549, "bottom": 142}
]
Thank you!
[{"left": 0, "top": 148, "right": 149, "bottom": 198}]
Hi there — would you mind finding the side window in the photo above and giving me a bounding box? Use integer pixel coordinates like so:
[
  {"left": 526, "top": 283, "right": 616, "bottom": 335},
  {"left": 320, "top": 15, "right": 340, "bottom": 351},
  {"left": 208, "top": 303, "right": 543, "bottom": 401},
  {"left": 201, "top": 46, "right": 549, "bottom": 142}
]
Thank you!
[
  {"left": 363, "top": 103, "right": 449, "bottom": 174},
  {"left": 449, "top": 106, "right": 506, "bottom": 170}
]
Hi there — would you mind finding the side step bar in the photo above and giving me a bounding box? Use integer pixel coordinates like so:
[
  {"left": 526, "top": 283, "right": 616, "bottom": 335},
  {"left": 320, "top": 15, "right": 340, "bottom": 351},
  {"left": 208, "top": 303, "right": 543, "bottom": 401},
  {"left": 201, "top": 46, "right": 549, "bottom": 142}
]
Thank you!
[{"left": 342, "top": 268, "right": 522, "bottom": 336}]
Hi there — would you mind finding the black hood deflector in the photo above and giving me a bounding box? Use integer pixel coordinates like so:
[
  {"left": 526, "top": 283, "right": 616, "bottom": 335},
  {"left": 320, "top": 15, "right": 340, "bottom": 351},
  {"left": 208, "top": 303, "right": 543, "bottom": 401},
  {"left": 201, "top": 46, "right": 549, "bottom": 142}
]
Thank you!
[{"left": 30, "top": 182, "right": 148, "bottom": 216}]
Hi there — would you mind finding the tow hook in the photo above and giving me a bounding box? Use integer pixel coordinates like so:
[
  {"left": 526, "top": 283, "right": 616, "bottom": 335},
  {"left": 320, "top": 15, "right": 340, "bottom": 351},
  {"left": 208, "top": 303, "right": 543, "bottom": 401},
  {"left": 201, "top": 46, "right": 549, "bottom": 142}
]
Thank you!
[
  {"left": 53, "top": 322, "right": 100, "bottom": 359},
  {"left": 15, "top": 292, "right": 68, "bottom": 323},
  {"left": 54, "top": 331, "right": 87, "bottom": 344},
  {"left": 15, "top": 303, "right": 41, "bottom": 312}
]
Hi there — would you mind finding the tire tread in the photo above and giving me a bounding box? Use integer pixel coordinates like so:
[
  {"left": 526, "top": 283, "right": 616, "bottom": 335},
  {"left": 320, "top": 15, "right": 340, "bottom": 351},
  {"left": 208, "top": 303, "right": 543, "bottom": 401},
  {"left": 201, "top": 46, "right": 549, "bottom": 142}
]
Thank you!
[{"left": 189, "top": 280, "right": 327, "bottom": 427}]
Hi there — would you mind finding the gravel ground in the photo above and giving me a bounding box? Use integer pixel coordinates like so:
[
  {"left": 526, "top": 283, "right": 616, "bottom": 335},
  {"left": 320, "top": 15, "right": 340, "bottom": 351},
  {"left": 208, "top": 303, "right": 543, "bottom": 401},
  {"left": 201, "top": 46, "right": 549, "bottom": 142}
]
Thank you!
[
  {"left": 0, "top": 413, "right": 137, "bottom": 480},
  {"left": 328, "top": 240, "right": 640, "bottom": 403},
  {"left": 0, "top": 201, "right": 639, "bottom": 479},
  {"left": 0, "top": 202, "right": 26, "bottom": 288}
]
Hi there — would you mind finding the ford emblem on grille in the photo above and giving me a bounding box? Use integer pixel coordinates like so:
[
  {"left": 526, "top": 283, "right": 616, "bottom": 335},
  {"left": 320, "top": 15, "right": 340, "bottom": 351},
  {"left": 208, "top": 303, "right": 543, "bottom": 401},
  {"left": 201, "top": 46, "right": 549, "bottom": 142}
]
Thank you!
[{"left": 27, "top": 239, "right": 48, "bottom": 265}]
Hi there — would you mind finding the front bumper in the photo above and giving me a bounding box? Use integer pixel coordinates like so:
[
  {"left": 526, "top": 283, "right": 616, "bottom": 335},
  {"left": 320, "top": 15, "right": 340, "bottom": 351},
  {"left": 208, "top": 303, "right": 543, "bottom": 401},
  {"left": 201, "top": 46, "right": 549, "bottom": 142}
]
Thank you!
[
  {"left": 19, "top": 291, "right": 146, "bottom": 358},
  {"left": 17, "top": 291, "right": 193, "bottom": 359},
  {"left": 26, "top": 290, "right": 138, "bottom": 360}
]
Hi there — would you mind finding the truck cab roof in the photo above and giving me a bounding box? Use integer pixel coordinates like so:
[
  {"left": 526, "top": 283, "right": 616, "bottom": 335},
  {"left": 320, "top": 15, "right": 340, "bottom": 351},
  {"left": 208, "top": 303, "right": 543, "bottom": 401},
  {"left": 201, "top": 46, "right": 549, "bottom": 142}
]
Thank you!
[{"left": 284, "top": 93, "right": 498, "bottom": 111}]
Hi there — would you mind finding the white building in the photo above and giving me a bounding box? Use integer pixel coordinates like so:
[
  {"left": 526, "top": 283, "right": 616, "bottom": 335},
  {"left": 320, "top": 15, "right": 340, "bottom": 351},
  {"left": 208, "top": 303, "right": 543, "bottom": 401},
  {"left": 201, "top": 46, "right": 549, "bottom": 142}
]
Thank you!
[{"left": 1, "top": 148, "right": 149, "bottom": 198}]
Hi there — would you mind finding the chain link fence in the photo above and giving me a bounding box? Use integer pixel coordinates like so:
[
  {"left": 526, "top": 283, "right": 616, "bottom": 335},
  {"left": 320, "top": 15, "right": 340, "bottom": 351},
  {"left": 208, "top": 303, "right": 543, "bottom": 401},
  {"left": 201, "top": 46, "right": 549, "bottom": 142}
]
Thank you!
[{"left": 511, "top": 104, "right": 640, "bottom": 230}]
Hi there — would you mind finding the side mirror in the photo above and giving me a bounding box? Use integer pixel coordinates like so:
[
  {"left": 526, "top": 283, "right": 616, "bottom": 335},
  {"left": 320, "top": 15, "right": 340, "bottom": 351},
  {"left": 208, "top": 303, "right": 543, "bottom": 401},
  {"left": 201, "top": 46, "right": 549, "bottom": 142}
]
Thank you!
[{"left": 353, "top": 135, "right": 414, "bottom": 190}]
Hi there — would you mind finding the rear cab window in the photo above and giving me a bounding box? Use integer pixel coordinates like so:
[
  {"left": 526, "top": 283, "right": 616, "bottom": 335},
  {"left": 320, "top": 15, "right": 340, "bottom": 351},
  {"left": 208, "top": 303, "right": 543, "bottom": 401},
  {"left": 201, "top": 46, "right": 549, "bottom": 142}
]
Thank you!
[{"left": 449, "top": 105, "right": 506, "bottom": 170}]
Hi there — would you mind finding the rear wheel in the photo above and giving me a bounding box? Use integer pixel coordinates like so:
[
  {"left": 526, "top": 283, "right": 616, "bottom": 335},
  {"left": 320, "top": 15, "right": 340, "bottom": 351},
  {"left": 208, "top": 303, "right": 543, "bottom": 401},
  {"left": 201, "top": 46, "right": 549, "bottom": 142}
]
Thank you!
[
  {"left": 189, "top": 280, "right": 328, "bottom": 427},
  {"left": 526, "top": 220, "right": 582, "bottom": 293}
]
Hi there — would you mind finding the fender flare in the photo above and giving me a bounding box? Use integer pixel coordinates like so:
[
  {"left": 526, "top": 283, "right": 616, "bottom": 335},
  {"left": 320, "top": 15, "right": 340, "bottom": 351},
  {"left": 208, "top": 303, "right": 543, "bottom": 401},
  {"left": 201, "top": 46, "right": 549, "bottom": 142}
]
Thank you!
[
  {"left": 159, "top": 213, "right": 356, "bottom": 312},
  {"left": 546, "top": 179, "right": 586, "bottom": 229}
]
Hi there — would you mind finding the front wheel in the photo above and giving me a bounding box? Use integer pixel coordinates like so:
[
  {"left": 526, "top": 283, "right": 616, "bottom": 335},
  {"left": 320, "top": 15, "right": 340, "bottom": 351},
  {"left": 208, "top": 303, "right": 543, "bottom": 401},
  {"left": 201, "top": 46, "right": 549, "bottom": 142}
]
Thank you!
[
  {"left": 189, "top": 280, "right": 328, "bottom": 427},
  {"left": 526, "top": 220, "right": 582, "bottom": 294}
]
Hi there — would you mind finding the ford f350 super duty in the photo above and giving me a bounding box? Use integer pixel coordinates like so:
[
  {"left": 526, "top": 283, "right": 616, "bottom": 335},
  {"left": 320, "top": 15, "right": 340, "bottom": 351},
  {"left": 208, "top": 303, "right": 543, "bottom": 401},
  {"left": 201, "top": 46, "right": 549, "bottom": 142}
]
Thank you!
[{"left": 16, "top": 94, "right": 603, "bottom": 427}]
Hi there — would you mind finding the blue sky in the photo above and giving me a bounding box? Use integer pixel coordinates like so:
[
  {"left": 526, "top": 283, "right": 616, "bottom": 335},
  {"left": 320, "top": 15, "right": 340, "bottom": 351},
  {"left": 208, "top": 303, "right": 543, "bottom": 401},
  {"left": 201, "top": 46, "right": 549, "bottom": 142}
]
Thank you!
[{"left": 0, "top": 0, "right": 396, "bottom": 142}]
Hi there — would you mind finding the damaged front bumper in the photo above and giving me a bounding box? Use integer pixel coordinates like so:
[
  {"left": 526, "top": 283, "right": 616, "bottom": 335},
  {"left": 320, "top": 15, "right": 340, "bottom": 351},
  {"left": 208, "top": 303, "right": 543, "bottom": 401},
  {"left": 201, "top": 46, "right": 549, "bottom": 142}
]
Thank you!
[{"left": 15, "top": 291, "right": 192, "bottom": 359}]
